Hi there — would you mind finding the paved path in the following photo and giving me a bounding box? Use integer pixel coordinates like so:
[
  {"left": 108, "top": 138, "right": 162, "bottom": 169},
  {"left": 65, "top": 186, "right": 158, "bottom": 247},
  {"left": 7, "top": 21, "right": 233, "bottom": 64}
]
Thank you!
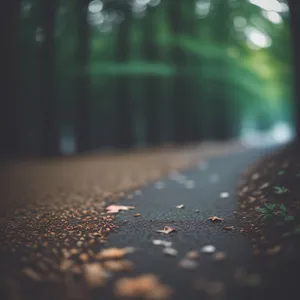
[
  {"left": 99, "top": 147, "right": 299, "bottom": 300},
  {"left": 2, "top": 145, "right": 300, "bottom": 300}
]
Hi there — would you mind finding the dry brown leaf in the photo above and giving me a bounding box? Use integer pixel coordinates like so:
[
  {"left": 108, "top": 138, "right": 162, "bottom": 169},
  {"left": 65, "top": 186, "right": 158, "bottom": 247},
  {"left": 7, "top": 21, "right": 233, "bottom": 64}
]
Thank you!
[
  {"left": 96, "top": 247, "right": 134, "bottom": 260},
  {"left": 103, "top": 260, "right": 134, "bottom": 272},
  {"left": 208, "top": 216, "right": 224, "bottom": 222},
  {"left": 23, "top": 268, "right": 41, "bottom": 281},
  {"left": 266, "top": 245, "right": 281, "bottom": 255},
  {"left": 213, "top": 252, "right": 227, "bottom": 261},
  {"left": 83, "top": 263, "right": 109, "bottom": 287},
  {"left": 60, "top": 259, "right": 74, "bottom": 271},
  {"left": 185, "top": 250, "right": 200, "bottom": 260},
  {"left": 223, "top": 226, "right": 234, "bottom": 231},
  {"left": 106, "top": 205, "right": 135, "bottom": 214},
  {"left": 156, "top": 226, "right": 176, "bottom": 235},
  {"left": 114, "top": 274, "right": 172, "bottom": 299}
]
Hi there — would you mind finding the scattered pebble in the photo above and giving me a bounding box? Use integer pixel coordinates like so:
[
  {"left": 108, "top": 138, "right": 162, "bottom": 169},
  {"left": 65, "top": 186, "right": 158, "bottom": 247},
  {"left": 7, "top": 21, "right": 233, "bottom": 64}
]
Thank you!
[
  {"left": 223, "top": 226, "right": 234, "bottom": 231},
  {"left": 163, "top": 247, "right": 178, "bottom": 256},
  {"left": 152, "top": 240, "right": 172, "bottom": 248},
  {"left": 220, "top": 192, "right": 229, "bottom": 198},
  {"left": 201, "top": 245, "right": 216, "bottom": 254},
  {"left": 195, "top": 209, "right": 200, "bottom": 213},
  {"left": 179, "top": 259, "right": 198, "bottom": 270},
  {"left": 134, "top": 213, "right": 141, "bottom": 217},
  {"left": 213, "top": 251, "right": 227, "bottom": 261},
  {"left": 176, "top": 204, "right": 184, "bottom": 209},
  {"left": 185, "top": 250, "right": 200, "bottom": 260}
]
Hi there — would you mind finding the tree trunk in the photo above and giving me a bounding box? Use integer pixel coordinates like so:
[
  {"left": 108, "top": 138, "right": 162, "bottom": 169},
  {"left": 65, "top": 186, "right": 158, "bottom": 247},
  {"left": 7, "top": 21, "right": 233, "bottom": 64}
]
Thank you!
[
  {"left": 75, "top": 0, "right": 91, "bottom": 153},
  {"left": 167, "top": 0, "right": 189, "bottom": 144},
  {"left": 288, "top": 0, "right": 300, "bottom": 141},
  {"left": 0, "top": 0, "right": 22, "bottom": 159},
  {"left": 115, "top": 4, "right": 134, "bottom": 149},
  {"left": 143, "top": 8, "right": 160, "bottom": 146},
  {"left": 39, "top": 0, "right": 60, "bottom": 157}
]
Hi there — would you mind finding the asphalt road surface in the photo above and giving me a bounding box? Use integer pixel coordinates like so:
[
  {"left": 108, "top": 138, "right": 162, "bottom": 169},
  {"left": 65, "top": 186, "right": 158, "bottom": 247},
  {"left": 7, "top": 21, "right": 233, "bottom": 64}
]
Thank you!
[{"left": 1, "top": 144, "right": 299, "bottom": 300}]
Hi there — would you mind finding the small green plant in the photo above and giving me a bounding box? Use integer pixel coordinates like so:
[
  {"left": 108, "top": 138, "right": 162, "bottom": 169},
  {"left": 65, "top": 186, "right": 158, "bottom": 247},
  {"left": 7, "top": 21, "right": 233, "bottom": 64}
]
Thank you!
[
  {"left": 257, "top": 203, "right": 276, "bottom": 220},
  {"left": 273, "top": 186, "right": 288, "bottom": 194},
  {"left": 257, "top": 203, "right": 294, "bottom": 221},
  {"left": 278, "top": 204, "right": 295, "bottom": 221}
]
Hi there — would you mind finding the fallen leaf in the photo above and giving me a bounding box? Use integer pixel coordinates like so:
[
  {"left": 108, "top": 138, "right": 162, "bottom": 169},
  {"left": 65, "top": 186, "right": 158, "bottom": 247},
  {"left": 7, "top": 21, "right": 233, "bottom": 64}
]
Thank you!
[
  {"left": 213, "top": 252, "right": 227, "bottom": 261},
  {"left": 83, "top": 263, "right": 109, "bottom": 287},
  {"left": 114, "top": 274, "right": 172, "bottom": 299},
  {"left": 103, "top": 260, "right": 134, "bottom": 272},
  {"left": 266, "top": 245, "right": 281, "bottom": 255},
  {"left": 178, "top": 259, "right": 198, "bottom": 270},
  {"left": 223, "top": 226, "right": 234, "bottom": 230},
  {"left": 156, "top": 226, "right": 176, "bottom": 235},
  {"left": 176, "top": 204, "right": 185, "bottom": 209},
  {"left": 201, "top": 245, "right": 216, "bottom": 254},
  {"left": 106, "top": 205, "right": 135, "bottom": 214},
  {"left": 23, "top": 268, "right": 41, "bottom": 281},
  {"left": 208, "top": 216, "right": 224, "bottom": 222},
  {"left": 134, "top": 213, "right": 141, "bottom": 217},
  {"left": 185, "top": 250, "right": 200, "bottom": 260},
  {"left": 152, "top": 240, "right": 172, "bottom": 247},
  {"left": 163, "top": 247, "right": 178, "bottom": 256},
  {"left": 60, "top": 260, "right": 74, "bottom": 271},
  {"left": 96, "top": 247, "right": 134, "bottom": 260}
]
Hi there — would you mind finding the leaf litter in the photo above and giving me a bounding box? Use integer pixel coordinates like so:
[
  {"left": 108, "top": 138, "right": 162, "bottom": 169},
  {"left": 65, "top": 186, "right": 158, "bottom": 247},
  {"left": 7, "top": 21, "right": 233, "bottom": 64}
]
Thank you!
[
  {"left": 106, "top": 205, "right": 135, "bottom": 214},
  {"left": 208, "top": 216, "right": 224, "bottom": 222},
  {"left": 114, "top": 274, "right": 172, "bottom": 299},
  {"left": 156, "top": 226, "right": 176, "bottom": 235}
]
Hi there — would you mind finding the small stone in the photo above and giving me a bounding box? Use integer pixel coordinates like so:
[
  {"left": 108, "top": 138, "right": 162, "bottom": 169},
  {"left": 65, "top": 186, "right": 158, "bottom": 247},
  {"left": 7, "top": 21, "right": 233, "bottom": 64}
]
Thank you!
[
  {"left": 220, "top": 192, "right": 229, "bottom": 198},
  {"left": 178, "top": 259, "right": 198, "bottom": 270},
  {"left": 185, "top": 250, "right": 200, "bottom": 260},
  {"left": 201, "top": 245, "right": 216, "bottom": 254},
  {"left": 152, "top": 240, "right": 172, "bottom": 248},
  {"left": 163, "top": 247, "right": 178, "bottom": 256},
  {"left": 213, "top": 252, "right": 227, "bottom": 261}
]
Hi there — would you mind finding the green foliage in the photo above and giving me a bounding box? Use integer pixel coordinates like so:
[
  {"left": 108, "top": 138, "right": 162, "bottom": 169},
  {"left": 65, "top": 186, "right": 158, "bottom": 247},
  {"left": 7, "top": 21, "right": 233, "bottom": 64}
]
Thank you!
[
  {"left": 273, "top": 186, "right": 289, "bottom": 194},
  {"left": 257, "top": 203, "right": 295, "bottom": 222}
]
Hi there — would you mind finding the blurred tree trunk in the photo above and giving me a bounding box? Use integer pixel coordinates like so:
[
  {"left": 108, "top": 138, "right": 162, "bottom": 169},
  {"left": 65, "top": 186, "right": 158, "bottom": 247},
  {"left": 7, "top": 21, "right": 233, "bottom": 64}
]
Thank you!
[
  {"left": 75, "top": 0, "right": 91, "bottom": 153},
  {"left": 39, "top": 0, "right": 60, "bottom": 156},
  {"left": 211, "top": 0, "right": 230, "bottom": 140},
  {"left": 1, "top": 0, "right": 22, "bottom": 158},
  {"left": 115, "top": 4, "right": 134, "bottom": 149},
  {"left": 168, "top": 0, "right": 190, "bottom": 144},
  {"left": 143, "top": 8, "right": 160, "bottom": 146},
  {"left": 288, "top": 0, "right": 300, "bottom": 141}
]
